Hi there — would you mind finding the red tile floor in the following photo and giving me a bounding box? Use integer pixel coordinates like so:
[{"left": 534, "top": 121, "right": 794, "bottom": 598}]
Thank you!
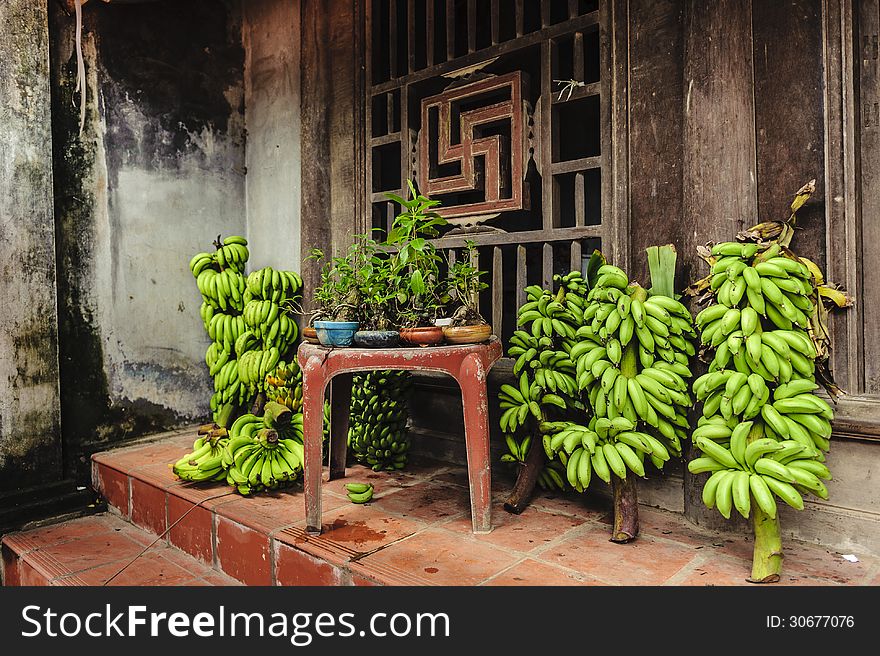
[{"left": 2, "top": 427, "right": 877, "bottom": 586}]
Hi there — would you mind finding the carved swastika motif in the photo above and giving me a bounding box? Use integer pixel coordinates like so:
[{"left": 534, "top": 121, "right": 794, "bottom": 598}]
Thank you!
[{"left": 419, "top": 71, "right": 528, "bottom": 221}]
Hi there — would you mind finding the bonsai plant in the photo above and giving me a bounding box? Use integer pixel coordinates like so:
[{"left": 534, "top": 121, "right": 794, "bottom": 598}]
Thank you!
[
  {"left": 384, "top": 180, "right": 449, "bottom": 346},
  {"left": 352, "top": 234, "right": 402, "bottom": 347},
  {"left": 443, "top": 240, "right": 491, "bottom": 344},
  {"left": 308, "top": 244, "right": 363, "bottom": 346}
]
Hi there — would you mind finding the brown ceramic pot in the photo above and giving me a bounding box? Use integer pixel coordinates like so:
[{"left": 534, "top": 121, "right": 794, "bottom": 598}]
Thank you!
[
  {"left": 303, "top": 326, "right": 320, "bottom": 344},
  {"left": 442, "top": 323, "right": 492, "bottom": 345},
  {"left": 399, "top": 325, "right": 444, "bottom": 347}
]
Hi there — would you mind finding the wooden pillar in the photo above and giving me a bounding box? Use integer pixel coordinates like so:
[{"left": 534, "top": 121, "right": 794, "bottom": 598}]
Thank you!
[{"left": 681, "top": 0, "right": 758, "bottom": 527}]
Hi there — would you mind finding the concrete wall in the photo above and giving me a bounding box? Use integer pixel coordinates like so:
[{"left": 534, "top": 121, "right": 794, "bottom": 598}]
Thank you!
[
  {"left": 0, "top": 1, "right": 63, "bottom": 492},
  {"left": 50, "top": 0, "right": 246, "bottom": 476},
  {"left": 243, "top": 0, "right": 302, "bottom": 275}
]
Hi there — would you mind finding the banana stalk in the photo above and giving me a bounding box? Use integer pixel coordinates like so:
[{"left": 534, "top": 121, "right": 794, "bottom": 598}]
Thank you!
[
  {"left": 504, "top": 409, "right": 548, "bottom": 514},
  {"left": 610, "top": 286, "right": 646, "bottom": 543},
  {"left": 748, "top": 422, "right": 783, "bottom": 582}
]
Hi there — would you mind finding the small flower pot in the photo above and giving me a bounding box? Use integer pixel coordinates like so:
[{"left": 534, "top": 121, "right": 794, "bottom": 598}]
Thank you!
[
  {"left": 400, "top": 325, "right": 444, "bottom": 347},
  {"left": 314, "top": 321, "right": 360, "bottom": 347},
  {"left": 353, "top": 330, "right": 400, "bottom": 348},
  {"left": 442, "top": 323, "right": 493, "bottom": 345},
  {"left": 303, "top": 326, "right": 320, "bottom": 344}
]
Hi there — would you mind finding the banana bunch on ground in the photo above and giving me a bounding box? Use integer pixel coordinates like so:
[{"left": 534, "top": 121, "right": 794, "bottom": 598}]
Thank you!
[
  {"left": 687, "top": 184, "right": 852, "bottom": 581},
  {"left": 172, "top": 434, "right": 229, "bottom": 483},
  {"left": 348, "top": 371, "right": 411, "bottom": 471},
  {"left": 690, "top": 238, "right": 835, "bottom": 483},
  {"left": 689, "top": 420, "right": 831, "bottom": 519},
  {"left": 222, "top": 404, "right": 304, "bottom": 495},
  {"left": 572, "top": 263, "right": 695, "bottom": 462},
  {"left": 345, "top": 483, "right": 374, "bottom": 504}
]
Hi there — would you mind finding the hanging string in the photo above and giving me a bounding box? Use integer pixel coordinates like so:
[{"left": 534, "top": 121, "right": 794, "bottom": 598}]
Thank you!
[{"left": 74, "top": 0, "right": 86, "bottom": 135}]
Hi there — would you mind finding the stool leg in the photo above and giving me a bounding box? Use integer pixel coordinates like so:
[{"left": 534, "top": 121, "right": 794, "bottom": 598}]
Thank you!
[
  {"left": 329, "top": 373, "right": 353, "bottom": 479},
  {"left": 459, "top": 353, "right": 492, "bottom": 534},
  {"left": 302, "top": 360, "right": 325, "bottom": 535}
]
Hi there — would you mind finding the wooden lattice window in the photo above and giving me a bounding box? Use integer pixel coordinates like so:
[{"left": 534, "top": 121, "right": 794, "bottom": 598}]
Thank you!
[{"left": 365, "top": 0, "right": 616, "bottom": 344}]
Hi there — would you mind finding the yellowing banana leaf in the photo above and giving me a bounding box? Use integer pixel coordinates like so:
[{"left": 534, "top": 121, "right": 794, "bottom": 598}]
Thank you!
[
  {"left": 799, "top": 256, "right": 826, "bottom": 285},
  {"left": 818, "top": 285, "right": 854, "bottom": 309}
]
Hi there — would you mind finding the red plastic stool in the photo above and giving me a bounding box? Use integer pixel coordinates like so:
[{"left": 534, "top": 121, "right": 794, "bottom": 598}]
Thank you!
[{"left": 297, "top": 338, "right": 503, "bottom": 534}]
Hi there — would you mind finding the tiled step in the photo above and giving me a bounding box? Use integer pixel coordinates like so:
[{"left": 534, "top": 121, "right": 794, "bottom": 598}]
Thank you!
[
  {"left": 33, "top": 426, "right": 879, "bottom": 587},
  {"left": 1, "top": 513, "right": 239, "bottom": 586}
]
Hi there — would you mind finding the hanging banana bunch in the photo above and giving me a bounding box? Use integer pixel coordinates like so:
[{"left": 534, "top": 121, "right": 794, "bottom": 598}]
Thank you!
[{"left": 687, "top": 180, "right": 851, "bottom": 583}]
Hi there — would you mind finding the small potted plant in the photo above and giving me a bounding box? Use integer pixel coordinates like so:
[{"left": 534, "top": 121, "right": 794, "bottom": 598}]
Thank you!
[
  {"left": 385, "top": 181, "right": 448, "bottom": 346},
  {"left": 309, "top": 247, "right": 361, "bottom": 347},
  {"left": 442, "top": 240, "right": 492, "bottom": 344},
  {"left": 352, "top": 235, "right": 401, "bottom": 348}
]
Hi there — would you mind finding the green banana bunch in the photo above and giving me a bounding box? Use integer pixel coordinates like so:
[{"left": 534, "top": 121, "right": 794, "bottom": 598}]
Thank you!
[
  {"left": 245, "top": 267, "right": 303, "bottom": 305},
  {"left": 173, "top": 435, "right": 230, "bottom": 483},
  {"left": 692, "top": 238, "right": 837, "bottom": 509},
  {"left": 348, "top": 371, "right": 411, "bottom": 471},
  {"left": 575, "top": 263, "right": 695, "bottom": 463},
  {"left": 223, "top": 426, "right": 304, "bottom": 496},
  {"left": 688, "top": 420, "right": 831, "bottom": 520},
  {"left": 191, "top": 238, "right": 305, "bottom": 432},
  {"left": 345, "top": 482, "right": 374, "bottom": 504}
]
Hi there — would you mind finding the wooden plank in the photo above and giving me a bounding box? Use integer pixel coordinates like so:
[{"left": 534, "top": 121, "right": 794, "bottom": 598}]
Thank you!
[
  {"left": 432, "top": 225, "right": 602, "bottom": 249},
  {"left": 516, "top": 0, "right": 525, "bottom": 37},
  {"left": 569, "top": 239, "right": 582, "bottom": 273},
  {"left": 370, "top": 12, "right": 599, "bottom": 93},
  {"left": 857, "top": 0, "right": 879, "bottom": 393},
  {"left": 753, "top": 0, "right": 825, "bottom": 264},
  {"left": 542, "top": 242, "right": 554, "bottom": 288},
  {"left": 492, "top": 246, "right": 503, "bottom": 337},
  {"left": 407, "top": 0, "right": 416, "bottom": 73},
  {"left": 541, "top": 39, "right": 555, "bottom": 229},
  {"left": 823, "top": 0, "right": 862, "bottom": 396},
  {"left": 627, "top": 0, "right": 684, "bottom": 284},
  {"left": 516, "top": 244, "right": 527, "bottom": 309},
  {"left": 468, "top": 0, "right": 477, "bottom": 53},
  {"left": 354, "top": 0, "right": 369, "bottom": 235},
  {"left": 682, "top": 0, "right": 757, "bottom": 263},
  {"left": 541, "top": 0, "right": 551, "bottom": 27},
  {"left": 300, "top": 0, "right": 333, "bottom": 298},
  {"left": 573, "top": 30, "right": 585, "bottom": 80},
  {"left": 389, "top": 0, "right": 398, "bottom": 78},
  {"left": 470, "top": 244, "right": 481, "bottom": 312},
  {"left": 386, "top": 91, "right": 395, "bottom": 133},
  {"left": 605, "top": 0, "right": 630, "bottom": 271},
  {"left": 446, "top": 0, "right": 455, "bottom": 60},
  {"left": 491, "top": 0, "right": 500, "bottom": 44},
  {"left": 551, "top": 80, "right": 601, "bottom": 104},
  {"left": 549, "top": 155, "right": 602, "bottom": 175},
  {"left": 569, "top": 0, "right": 580, "bottom": 19},
  {"left": 427, "top": 0, "right": 435, "bottom": 67},
  {"left": 371, "top": 131, "right": 402, "bottom": 147},
  {"left": 574, "top": 171, "right": 585, "bottom": 226}
]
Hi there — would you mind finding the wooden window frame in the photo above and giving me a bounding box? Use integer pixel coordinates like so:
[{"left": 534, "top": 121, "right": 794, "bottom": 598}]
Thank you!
[
  {"left": 360, "top": 0, "right": 630, "bottom": 347},
  {"left": 822, "top": 0, "right": 880, "bottom": 441}
]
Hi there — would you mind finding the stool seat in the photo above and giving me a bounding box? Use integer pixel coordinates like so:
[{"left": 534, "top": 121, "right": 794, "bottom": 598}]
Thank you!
[{"left": 297, "top": 338, "right": 503, "bottom": 534}]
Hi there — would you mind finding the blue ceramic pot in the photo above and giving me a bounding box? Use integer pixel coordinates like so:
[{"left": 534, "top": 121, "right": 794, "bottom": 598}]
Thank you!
[
  {"left": 314, "top": 321, "right": 360, "bottom": 347},
  {"left": 353, "top": 330, "right": 400, "bottom": 348}
]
